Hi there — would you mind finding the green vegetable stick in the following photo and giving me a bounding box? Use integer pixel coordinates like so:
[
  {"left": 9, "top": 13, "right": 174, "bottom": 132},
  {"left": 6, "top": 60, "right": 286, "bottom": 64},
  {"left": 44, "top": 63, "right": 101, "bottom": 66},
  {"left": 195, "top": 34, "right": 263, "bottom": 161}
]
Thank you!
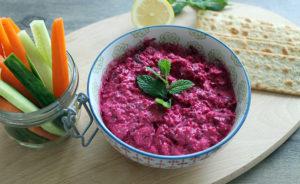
[
  {"left": 18, "top": 30, "right": 53, "bottom": 92},
  {"left": 0, "top": 79, "right": 65, "bottom": 136},
  {"left": 5, "top": 126, "right": 49, "bottom": 144},
  {"left": 30, "top": 20, "right": 52, "bottom": 68},
  {"left": 4, "top": 54, "right": 56, "bottom": 107},
  {"left": 0, "top": 79, "right": 37, "bottom": 113}
]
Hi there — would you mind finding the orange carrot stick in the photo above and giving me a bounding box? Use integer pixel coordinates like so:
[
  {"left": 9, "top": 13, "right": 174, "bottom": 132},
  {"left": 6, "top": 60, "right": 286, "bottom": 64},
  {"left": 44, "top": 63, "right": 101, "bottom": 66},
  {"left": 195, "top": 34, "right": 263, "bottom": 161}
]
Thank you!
[
  {"left": 0, "top": 44, "right": 3, "bottom": 57},
  {"left": 0, "top": 97, "right": 21, "bottom": 112},
  {"left": 51, "top": 18, "right": 69, "bottom": 98},
  {"left": 28, "top": 127, "right": 58, "bottom": 141},
  {"left": 1, "top": 18, "right": 30, "bottom": 69},
  {"left": 0, "top": 56, "right": 35, "bottom": 102},
  {"left": 0, "top": 19, "right": 13, "bottom": 57},
  {"left": 7, "top": 17, "right": 20, "bottom": 33},
  {"left": 0, "top": 97, "right": 58, "bottom": 141}
]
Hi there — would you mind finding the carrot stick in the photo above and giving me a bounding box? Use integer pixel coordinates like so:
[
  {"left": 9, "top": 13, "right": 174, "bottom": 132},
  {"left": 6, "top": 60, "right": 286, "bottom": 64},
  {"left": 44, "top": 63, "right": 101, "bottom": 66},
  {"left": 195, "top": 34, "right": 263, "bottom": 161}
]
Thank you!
[
  {"left": 0, "top": 96, "right": 21, "bottom": 112},
  {"left": 0, "top": 56, "right": 35, "bottom": 103},
  {"left": 1, "top": 18, "right": 30, "bottom": 69},
  {"left": 0, "top": 44, "right": 3, "bottom": 57},
  {"left": 0, "top": 19, "right": 12, "bottom": 57},
  {"left": 0, "top": 97, "right": 58, "bottom": 141},
  {"left": 51, "top": 18, "right": 69, "bottom": 98},
  {"left": 28, "top": 127, "right": 58, "bottom": 141},
  {"left": 7, "top": 17, "right": 20, "bottom": 33}
]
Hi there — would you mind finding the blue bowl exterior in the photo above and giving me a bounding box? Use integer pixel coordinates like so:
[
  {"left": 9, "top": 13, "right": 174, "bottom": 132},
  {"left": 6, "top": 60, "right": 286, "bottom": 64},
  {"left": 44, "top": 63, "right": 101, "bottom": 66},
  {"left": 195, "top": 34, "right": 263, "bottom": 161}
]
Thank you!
[{"left": 87, "top": 25, "right": 251, "bottom": 169}]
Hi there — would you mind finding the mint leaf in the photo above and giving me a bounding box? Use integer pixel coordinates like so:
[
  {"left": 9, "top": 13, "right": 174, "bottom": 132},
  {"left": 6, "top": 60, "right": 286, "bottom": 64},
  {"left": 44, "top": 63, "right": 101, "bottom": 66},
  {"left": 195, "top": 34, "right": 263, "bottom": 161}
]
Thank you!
[
  {"left": 168, "top": 0, "right": 189, "bottom": 15},
  {"left": 188, "top": 0, "right": 205, "bottom": 9},
  {"left": 172, "top": 1, "right": 188, "bottom": 15},
  {"left": 167, "top": 0, "right": 176, "bottom": 3},
  {"left": 188, "top": 0, "right": 228, "bottom": 11},
  {"left": 203, "top": 0, "right": 228, "bottom": 11},
  {"left": 146, "top": 66, "right": 168, "bottom": 84},
  {"left": 155, "top": 98, "right": 172, "bottom": 109},
  {"left": 137, "top": 75, "right": 168, "bottom": 99},
  {"left": 169, "top": 79, "right": 194, "bottom": 94},
  {"left": 171, "top": 0, "right": 228, "bottom": 16},
  {"left": 158, "top": 59, "right": 171, "bottom": 78}
]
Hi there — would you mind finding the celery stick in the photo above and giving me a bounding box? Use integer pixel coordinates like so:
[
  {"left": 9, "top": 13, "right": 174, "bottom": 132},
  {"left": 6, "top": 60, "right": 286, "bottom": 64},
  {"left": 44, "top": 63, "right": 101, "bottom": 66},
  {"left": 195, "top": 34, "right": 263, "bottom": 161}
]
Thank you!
[
  {"left": 30, "top": 20, "right": 52, "bottom": 68},
  {"left": 0, "top": 80, "right": 65, "bottom": 136},
  {"left": 18, "top": 31, "right": 53, "bottom": 92}
]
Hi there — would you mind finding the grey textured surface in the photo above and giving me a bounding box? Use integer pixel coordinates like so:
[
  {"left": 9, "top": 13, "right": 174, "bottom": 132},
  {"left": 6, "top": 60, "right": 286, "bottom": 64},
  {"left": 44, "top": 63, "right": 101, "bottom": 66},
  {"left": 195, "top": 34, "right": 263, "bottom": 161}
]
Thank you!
[{"left": 0, "top": 0, "right": 299, "bottom": 183}]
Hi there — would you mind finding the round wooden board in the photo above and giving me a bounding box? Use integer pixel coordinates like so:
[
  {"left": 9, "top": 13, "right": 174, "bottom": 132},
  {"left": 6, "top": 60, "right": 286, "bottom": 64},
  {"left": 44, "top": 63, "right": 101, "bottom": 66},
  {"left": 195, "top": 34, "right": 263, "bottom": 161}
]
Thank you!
[{"left": 0, "top": 3, "right": 299, "bottom": 184}]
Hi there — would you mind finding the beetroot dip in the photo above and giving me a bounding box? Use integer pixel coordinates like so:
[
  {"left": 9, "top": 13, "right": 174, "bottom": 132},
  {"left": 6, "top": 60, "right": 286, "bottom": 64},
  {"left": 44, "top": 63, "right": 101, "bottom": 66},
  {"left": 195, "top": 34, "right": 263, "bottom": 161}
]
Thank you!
[{"left": 100, "top": 39, "right": 237, "bottom": 155}]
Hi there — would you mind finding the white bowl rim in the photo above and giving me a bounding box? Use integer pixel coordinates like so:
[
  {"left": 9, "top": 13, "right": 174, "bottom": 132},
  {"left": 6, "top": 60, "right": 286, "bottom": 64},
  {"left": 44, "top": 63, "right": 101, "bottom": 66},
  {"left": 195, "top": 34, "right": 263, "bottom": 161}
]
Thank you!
[{"left": 87, "top": 25, "right": 251, "bottom": 159}]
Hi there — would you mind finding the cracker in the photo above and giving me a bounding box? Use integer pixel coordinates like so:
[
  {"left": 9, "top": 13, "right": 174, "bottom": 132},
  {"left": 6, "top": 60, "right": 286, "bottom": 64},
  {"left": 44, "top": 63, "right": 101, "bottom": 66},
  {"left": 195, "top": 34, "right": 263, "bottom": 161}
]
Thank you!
[
  {"left": 197, "top": 10, "right": 300, "bottom": 32},
  {"left": 196, "top": 11, "right": 300, "bottom": 46},
  {"left": 232, "top": 49, "right": 300, "bottom": 96},
  {"left": 196, "top": 21, "right": 300, "bottom": 46},
  {"left": 216, "top": 36, "right": 300, "bottom": 57}
]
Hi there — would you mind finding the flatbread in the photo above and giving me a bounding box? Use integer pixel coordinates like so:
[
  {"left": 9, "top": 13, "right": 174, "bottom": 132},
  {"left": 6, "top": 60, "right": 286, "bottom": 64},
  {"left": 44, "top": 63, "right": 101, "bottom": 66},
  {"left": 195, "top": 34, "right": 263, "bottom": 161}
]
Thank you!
[
  {"left": 196, "top": 11, "right": 300, "bottom": 47},
  {"left": 232, "top": 49, "right": 300, "bottom": 96},
  {"left": 216, "top": 36, "right": 300, "bottom": 57},
  {"left": 197, "top": 16, "right": 300, "bottom": 43},
  {"left": 205, "top": 31, "right": 300, "bottom": 48},
  {"left": 197, "top": 10, "right": 300, "bottom": 32},
  {"left": 196, "top": 10, "right": 300, "bottom": 95},
  {"left": 196, "top": 17, "right": 300, "bottom": 46}
]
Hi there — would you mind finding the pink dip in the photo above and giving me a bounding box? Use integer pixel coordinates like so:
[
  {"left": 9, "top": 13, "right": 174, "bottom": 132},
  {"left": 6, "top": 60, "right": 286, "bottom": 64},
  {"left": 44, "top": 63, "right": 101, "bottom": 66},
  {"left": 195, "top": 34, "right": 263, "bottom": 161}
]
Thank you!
[{"left": 100, "top": 40, "right": 236, "bottom": 155}]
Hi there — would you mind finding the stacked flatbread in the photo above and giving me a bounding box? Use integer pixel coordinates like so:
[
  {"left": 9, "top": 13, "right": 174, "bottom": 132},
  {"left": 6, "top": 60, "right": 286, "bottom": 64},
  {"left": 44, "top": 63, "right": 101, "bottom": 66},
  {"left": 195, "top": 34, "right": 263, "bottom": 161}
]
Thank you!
[{"left": 196, "top": 10, "right": 300, "bottom": 96}]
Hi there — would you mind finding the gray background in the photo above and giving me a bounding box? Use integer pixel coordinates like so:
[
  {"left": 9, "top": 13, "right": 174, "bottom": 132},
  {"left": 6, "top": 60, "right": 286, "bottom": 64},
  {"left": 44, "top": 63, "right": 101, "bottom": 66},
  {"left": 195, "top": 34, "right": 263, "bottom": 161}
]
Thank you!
[{"left": 0, "top": 0, "right": 299, "bottom": 183}]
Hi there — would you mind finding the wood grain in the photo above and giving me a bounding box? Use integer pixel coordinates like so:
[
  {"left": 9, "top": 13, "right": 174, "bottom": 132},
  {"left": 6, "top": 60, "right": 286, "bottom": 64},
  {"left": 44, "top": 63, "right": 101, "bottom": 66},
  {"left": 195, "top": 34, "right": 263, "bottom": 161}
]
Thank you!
[{"left": 0, "top": 3, "right": 299, "bottom": 184}]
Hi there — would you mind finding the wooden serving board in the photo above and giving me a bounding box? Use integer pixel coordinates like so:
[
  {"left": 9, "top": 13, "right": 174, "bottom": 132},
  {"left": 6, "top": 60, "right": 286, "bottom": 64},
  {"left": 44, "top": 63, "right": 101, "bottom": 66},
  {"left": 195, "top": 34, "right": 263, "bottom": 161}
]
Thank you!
[{"left": 0, "top": 3, "right": 299, "bottom": 184}]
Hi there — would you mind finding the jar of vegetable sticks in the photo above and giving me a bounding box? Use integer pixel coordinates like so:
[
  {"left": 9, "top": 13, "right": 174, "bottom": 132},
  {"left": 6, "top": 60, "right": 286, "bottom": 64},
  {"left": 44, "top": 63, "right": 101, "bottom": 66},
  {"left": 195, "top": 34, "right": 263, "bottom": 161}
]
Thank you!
[
  {"left": 0, "top": 53, "right": 90, "bottom": 148},
  {"left": 0, "top": 17, "right": 98, "bottom": 149}
]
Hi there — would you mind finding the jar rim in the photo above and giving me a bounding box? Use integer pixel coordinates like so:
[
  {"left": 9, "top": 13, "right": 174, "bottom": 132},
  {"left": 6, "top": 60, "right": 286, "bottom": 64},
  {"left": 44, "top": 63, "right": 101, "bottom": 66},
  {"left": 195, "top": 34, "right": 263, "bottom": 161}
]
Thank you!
[{"left": 0, "top": 52, "right": 79, "bottom": 127}]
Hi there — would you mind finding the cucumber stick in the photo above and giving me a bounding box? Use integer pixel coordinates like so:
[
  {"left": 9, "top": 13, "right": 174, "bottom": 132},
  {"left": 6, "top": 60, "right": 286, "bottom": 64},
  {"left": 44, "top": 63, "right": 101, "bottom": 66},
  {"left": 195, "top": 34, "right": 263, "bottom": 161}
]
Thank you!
[
  {"left": 0, "top": 79, "right": 37, "bottom": 112},
  {"left": 5, "top": 126, "right": 30, "bottom": 143},
  {"left": 0, "top": 79, "right": 65, "bottom": 136},
  {"left": 18, "top": 30, "right": 53, "bottom": 92},
  {"left": 5, "top": 126, "right": 49, "bottom": 144},
  {"left": 27, "top": 55, "right": 42, "bottom": 81},
  {"left": 30, "top": 20, "right": 52, "bottom": 68},
  {"left": 4, "top": 54, "right": 55, "bottom": 107}
]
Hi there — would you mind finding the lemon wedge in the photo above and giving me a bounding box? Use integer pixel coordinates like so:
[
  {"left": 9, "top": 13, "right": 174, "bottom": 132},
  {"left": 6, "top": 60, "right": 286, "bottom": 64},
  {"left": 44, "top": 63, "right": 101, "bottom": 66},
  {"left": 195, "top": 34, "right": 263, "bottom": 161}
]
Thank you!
[{"left": 131, "top": 0, "right": 175, "bottom": 28}]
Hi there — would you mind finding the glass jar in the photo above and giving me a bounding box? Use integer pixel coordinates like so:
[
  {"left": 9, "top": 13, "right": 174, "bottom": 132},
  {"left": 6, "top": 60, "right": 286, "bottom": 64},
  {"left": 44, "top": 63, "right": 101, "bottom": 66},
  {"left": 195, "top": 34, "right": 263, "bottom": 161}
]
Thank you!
[{"left": 0, "top": 53, "right": 83, "bottom": 149}]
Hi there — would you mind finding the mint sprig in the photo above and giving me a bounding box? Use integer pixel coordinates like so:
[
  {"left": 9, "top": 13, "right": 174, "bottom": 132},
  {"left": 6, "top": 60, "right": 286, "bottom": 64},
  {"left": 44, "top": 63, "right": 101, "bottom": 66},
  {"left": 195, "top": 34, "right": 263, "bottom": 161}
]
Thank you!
[
  {"left": 189, "top": 0, "right": 228, "bottom": 11},
  {"left": 136, "top": 75, "right": 168, "bottom": 99},
  {"left": 137, "top": 59, "right": 194, "bottom": 108},
  {"left": 168, "top": 0, "right": 229, "bottom": 15}
]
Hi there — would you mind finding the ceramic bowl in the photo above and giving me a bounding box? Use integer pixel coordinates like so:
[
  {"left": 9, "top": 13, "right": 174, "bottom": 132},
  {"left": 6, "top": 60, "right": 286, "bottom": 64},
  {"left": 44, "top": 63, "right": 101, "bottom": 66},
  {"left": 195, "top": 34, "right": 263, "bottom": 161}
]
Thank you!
[{"left": 87, "top": 25, "right": 251, "bottom": 169}]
